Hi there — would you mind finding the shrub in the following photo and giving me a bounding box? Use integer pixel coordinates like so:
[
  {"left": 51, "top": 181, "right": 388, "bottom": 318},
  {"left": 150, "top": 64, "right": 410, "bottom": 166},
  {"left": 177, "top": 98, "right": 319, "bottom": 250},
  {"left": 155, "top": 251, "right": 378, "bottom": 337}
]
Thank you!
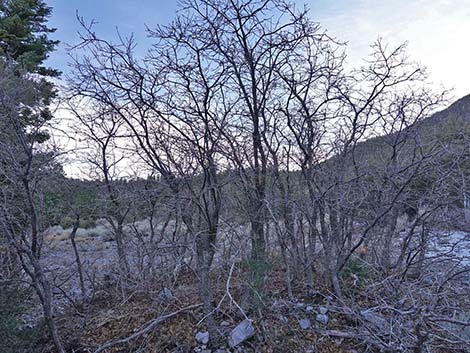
[
  {"left": 0, "top": 282, "right": 42, "bottom": 352},
  {"left": 340, "top": 258, "right": 371, "bottom": 290}
]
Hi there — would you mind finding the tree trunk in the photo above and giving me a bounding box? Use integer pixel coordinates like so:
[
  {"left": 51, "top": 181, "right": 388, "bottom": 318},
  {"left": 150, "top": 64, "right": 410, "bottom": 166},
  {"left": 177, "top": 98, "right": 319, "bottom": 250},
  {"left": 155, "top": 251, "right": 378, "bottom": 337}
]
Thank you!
[
  {"left": 115, "top": 220, "right": 130, "bottom": 275},
  {"left": 26, "top": 253, "right": 66, "bottom": 353},
  {"left": 195, "top": 231, "right": 219, "bottom": 342},
  {"left": 70, "top": 215, "right": 86, "bottom": 299},
  {"left": 381, "top": 207, "right": 399, "bottom": 270}
]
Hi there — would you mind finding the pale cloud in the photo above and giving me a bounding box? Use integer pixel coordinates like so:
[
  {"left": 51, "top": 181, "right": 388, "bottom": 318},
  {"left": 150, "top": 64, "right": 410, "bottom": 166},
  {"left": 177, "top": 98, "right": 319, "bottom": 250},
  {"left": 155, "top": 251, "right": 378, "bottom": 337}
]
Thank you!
[
  {"left": 48, "top": 0, "right": 470, "bottom": 98},
  {"left": 305, "top": 0, "right": 470, "bottom": 98}
]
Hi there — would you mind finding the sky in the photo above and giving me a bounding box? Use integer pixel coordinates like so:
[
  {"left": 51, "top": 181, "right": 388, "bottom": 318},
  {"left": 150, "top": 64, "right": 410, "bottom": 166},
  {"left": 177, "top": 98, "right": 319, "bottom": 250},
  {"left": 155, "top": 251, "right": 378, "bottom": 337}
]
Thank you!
[{"left": 46, "top": 0, "right": 470, "bottom": 99}]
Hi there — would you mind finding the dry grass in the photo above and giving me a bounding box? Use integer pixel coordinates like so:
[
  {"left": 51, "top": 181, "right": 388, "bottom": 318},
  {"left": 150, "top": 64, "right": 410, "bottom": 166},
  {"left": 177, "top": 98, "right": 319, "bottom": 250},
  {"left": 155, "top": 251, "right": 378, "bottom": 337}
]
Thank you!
[
  {"left": 43, "top": 224, "right": 112, "bottom": 243},
  {"left": 53, "top": 265, "right": 355, "bottom": 353}
]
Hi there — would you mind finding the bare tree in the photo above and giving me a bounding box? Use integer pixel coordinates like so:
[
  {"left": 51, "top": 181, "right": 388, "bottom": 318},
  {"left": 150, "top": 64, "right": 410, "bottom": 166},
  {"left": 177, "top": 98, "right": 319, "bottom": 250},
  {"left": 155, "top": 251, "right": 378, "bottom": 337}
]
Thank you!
[
  {"left": 277, "top": 38, "right": 448, "bottom": 296},
  {"left": 67, "top": 102, "right": 132, "bottom": 275},
  {"left": 67, "top": 9, "right": 230, "bottom": 339},
  {"left": 62, "top": 1, "right": 469, "bottom": 351}
]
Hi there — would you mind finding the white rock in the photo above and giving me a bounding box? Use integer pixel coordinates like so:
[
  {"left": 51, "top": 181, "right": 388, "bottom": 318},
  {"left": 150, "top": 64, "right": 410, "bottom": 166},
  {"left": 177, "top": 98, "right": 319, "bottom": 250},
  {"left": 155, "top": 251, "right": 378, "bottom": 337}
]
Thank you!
[
  {"left": 228, "top": 319, "right": 255, "bottom": 347},
  {"left": 195, "top": 331, "right": 210, "bottom": 345},
  {"left": 316, "top": 313, "right": 329, "bottom": 325},
  {"left": 69, "top": 286, "right": 82, "bottom": 298},
  {"left": 360, "top": 310, "right": 389, "bottom": 331},
  {"left": 298, "top": 318, "right": 312, "bottom": 330},
  {"left": 159, "top": 287, "right": 174, "bottom": 301}
]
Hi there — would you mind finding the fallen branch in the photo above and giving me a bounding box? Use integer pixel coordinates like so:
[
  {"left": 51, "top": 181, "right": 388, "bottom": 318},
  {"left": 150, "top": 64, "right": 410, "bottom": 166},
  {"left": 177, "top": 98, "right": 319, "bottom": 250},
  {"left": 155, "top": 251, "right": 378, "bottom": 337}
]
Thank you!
[
  {"left": 94, "top": 303, "right": 202, "bottom": 353},
  {"left": 317, "top": 329, "right": 397, "bottom": 351}
]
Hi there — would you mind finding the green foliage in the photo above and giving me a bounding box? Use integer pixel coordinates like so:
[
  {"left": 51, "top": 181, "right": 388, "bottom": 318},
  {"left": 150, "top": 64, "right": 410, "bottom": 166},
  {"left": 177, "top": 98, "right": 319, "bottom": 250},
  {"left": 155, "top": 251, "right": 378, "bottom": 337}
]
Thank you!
[
  {"left": 42, "top": 178, "right": 100, "bottom": 228},
  {"left": 0, "top": 0, "right": 59, "bottom": 148},
  {"left": 60, "top": 215, "right": 95, "bottom": 229},
  {"left": 0, "top": 0, "right": 59, "bottom": 75},
  {"left": 0, "top": 282, "right": 42, "bottom": 352},
  {"left": 243, "top": 258, "right": 272, "bottom": 307},
  {"left": 341, "top": 258, "right": 371, "bottom": 291}
]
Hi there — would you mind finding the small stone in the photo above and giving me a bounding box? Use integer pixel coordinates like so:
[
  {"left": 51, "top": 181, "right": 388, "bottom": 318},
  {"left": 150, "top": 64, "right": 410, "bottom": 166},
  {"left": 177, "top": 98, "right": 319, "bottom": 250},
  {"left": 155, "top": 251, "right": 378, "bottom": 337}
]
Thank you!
[
  {"left": 315, "top": 313, "right": 329, "bottom": 325},
  {"left": 360, "top": 310, "right": 389, "bottom": 331},
  {"left": 228, "top": 319, "right": 255, "bottom": 347},
  {"left": 69, "top": 286, "right": 82, "bottom": 298},
  {"left": 295, "top": 302, "right": 305, "bottom": 309},
  {"left": 220, "top": 320, "right": 231, "bottom": 327},
  {"left": 306, "top": 306, "right": 314, "bottom": 312},
  {"left": 298, "top": 318, "right": 312, "bottom": 330},
  {"left": 195, "top": 331, "right": 210, "bottom": 345},
  {"left": 308, "top": 288, "right": 318, "bottom": 296},
  {"left": 318, "top": 306, "right": 328, "bottom": 314},
  {"left": 159, "top": 287, "right": 174, "bottom": 301}
]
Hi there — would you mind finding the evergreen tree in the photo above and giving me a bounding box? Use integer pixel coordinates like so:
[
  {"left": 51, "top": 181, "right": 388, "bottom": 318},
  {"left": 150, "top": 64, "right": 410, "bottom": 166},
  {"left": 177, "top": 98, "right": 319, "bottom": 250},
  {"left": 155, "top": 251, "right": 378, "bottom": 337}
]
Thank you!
[
  {"left": 0, "top": 2, "right": 66, "bottom": 352},
  {"left": 0, "top": 0, "right": 59, "bottom": 143},
  {"left": 0, "top": 0, "right": 59, "bottom": 75}
]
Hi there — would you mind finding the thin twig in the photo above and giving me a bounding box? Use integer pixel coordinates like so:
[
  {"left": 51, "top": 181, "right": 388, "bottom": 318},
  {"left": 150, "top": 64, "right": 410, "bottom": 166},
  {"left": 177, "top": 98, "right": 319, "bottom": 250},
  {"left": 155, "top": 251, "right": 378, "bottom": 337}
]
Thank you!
[{"left": 94, "top": 303, "right": 202, "bottom": 353}]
